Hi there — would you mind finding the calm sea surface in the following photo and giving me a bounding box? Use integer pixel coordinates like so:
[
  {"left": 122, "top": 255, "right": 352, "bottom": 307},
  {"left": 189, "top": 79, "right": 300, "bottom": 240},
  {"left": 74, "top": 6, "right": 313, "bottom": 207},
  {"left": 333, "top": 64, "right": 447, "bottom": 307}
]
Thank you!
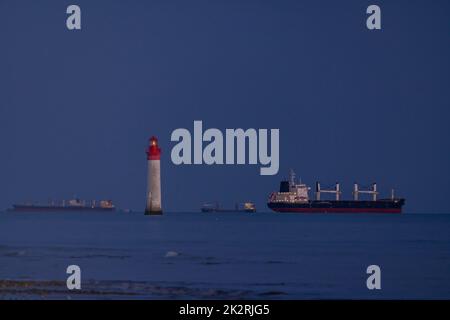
[{"left": 0, "top": 211, "right": 449, "bottom": 299}]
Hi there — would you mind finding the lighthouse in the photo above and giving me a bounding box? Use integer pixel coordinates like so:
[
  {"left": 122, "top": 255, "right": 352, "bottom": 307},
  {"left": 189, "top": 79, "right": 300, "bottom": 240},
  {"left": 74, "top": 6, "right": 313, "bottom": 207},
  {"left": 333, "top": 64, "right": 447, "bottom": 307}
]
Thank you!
[{"left": 145, "top": 136, "right": 162, "bottom": 215}]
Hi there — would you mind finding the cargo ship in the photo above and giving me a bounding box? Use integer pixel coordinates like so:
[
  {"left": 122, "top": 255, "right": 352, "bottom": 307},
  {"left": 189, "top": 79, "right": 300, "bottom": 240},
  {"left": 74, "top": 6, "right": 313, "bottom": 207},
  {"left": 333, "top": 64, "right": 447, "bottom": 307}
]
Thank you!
[
  {"left": 8, "top": 198, "right": 116, "bottom": 212},
  {"left": 201, "top": 202, "right": 256, "bottom": 213},
  {"left": 267, "top": 170, "right": 405, "bottom": 214}
]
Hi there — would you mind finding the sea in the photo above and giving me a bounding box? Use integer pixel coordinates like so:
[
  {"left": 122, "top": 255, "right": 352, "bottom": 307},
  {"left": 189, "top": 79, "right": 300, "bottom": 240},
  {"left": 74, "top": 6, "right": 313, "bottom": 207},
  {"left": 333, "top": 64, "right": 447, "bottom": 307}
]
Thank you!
[{"left": 0, "top": 211, "right": 449, "bottom": 299}]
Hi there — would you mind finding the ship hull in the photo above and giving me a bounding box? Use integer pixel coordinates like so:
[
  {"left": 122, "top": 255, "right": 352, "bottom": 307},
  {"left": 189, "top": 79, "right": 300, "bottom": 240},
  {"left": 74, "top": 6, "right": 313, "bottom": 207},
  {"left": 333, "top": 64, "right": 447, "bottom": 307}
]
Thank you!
[
  {"left": 8, "top": 205, "right": 116, "bottom": 213},
  {"left": 268, "top": 199, "right": 405, "bottom": 214}
]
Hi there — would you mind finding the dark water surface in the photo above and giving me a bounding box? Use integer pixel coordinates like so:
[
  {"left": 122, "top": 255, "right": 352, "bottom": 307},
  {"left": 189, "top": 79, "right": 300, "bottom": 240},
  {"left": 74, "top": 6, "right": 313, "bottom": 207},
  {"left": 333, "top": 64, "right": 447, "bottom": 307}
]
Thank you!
[{"left": 0, "top": 211, "right": 449, "bottom": 299}]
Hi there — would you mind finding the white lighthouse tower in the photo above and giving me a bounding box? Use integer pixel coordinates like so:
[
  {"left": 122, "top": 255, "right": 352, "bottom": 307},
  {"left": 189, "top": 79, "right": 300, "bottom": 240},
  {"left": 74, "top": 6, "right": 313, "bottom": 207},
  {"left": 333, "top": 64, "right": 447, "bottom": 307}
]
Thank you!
[{"left": 145, "top": 136, "right": 162, "bottom": 215}]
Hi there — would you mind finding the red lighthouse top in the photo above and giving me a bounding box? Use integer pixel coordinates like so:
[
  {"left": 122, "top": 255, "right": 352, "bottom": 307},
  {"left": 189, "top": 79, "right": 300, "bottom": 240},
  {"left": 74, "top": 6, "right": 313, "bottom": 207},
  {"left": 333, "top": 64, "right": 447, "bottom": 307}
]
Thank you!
[{"left": 146, "top": 136, "right": 161, "bottom": 160}]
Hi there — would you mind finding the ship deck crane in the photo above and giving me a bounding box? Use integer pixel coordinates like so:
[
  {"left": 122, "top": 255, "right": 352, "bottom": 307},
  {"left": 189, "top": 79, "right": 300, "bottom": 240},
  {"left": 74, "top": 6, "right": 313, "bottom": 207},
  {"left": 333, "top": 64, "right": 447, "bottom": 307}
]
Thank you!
[
  {"left": 353, "top": 183, "right": 379, "bottom": 201},
  {"left": 315, "top": 182, "right": 342, "bottom": 201}
]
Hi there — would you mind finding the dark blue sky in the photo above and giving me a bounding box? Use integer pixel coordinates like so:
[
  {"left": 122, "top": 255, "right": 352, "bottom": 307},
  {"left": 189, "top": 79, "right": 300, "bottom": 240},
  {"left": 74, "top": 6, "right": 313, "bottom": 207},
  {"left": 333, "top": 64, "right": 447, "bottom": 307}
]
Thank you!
[{"left": 1, "top": 0, "right": 449, "bottom": 212}]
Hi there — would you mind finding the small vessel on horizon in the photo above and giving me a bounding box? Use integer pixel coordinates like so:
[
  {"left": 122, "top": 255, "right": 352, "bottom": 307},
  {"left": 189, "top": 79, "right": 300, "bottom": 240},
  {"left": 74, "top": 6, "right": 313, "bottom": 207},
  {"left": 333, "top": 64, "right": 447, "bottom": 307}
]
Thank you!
[
  {"left": 268, "top": 170, "right": 405, "bottom": 214},
  {"left": 8, "top": 198, "right": 116, "bottom": 212},
  {"left": 201, "top": 202, "right": 256, "bottom": 213}
]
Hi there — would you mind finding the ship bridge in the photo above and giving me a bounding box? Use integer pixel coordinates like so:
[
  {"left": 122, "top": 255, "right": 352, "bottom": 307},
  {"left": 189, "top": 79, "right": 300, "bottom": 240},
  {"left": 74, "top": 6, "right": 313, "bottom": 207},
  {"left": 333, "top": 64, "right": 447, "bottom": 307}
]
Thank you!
[{"left": 270, "top": 170, "right": 310, "bottom": 203}]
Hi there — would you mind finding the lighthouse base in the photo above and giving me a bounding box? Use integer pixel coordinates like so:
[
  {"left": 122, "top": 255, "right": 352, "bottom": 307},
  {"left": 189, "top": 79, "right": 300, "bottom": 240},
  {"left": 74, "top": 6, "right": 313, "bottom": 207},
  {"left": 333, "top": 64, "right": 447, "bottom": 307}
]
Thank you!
[{"left": 144, "top": 209, "right": 163, "bottom": 215}]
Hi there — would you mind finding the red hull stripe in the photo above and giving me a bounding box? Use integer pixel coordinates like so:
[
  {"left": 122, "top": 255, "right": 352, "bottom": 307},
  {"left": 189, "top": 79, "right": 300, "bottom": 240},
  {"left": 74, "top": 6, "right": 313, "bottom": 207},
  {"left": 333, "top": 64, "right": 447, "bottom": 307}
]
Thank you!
[{"left": 271, "top": 207, "right": 402, "bottom": 214}]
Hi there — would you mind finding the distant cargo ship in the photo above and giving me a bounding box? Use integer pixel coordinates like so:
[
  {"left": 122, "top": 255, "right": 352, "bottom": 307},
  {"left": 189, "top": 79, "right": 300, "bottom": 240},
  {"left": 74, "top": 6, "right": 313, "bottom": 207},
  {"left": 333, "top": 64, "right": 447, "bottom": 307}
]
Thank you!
[
  {"left": 268, "top": 170, "right": 405, "bottom": 214},
  {"left": 201, "top": 202, "right": 256, "bottom": 213},
  {"left": 8, "top": 198, "right": 116, "bottom": 212}
]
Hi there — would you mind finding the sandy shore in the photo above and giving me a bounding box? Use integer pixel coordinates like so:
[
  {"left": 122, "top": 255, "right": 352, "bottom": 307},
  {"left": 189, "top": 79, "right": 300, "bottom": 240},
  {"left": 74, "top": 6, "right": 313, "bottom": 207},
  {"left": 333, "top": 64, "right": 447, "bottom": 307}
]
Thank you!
[{"left": 0, "top": 279, "right": 279, "bottom": 300}]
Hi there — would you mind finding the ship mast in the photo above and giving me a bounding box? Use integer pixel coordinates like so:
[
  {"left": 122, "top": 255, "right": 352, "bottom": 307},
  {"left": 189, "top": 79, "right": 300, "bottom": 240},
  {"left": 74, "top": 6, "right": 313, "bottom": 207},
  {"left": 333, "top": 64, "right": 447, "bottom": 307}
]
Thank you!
[{"left": 289, "top": 169, "right": 296, "bottom": 187}]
